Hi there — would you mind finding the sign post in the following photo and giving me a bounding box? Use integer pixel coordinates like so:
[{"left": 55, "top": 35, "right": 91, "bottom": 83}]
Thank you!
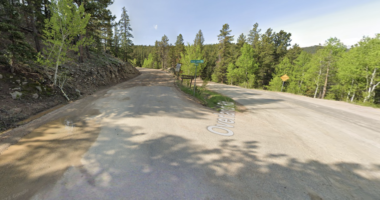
[
  {"left": 280, "top": 74, "right": 289, "bottom": 92},
  {"left": 190, "top": 60, "right": 204, "bottom": 96},
  {"left": 175, "top": 63, "right": 181, "bottom": 80}
]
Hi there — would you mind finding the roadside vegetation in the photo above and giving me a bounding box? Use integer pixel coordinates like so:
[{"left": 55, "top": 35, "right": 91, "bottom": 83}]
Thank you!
[
  {"left": 176, "top": 79, "right": 236, "bottom": 111},
  {"left": 0, "top": 0, "right": 139, "bottom": 131},
  {"left": 131, "top": 24, "right": 380, "bottom": 107}
]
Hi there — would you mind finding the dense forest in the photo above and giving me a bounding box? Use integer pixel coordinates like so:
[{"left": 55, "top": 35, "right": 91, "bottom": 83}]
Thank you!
[
  {"left": 0, "top": 0, "right": 134, "bottom": 87},
  {"left": 133, "top": 24, "right": 380, "bottom": 105}
]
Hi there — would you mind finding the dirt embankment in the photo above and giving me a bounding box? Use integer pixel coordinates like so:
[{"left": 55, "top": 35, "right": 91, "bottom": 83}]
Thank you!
[{"left": 0, "top": 53, "right": 140, "bottom": 131}]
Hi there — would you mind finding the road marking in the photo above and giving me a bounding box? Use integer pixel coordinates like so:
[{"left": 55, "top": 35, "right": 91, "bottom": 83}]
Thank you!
[{"left": 207, "top": 101, "right": 235, "bottom": 136}]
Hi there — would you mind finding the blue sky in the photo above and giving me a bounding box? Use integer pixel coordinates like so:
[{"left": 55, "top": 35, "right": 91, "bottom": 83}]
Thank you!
[{"left": 108, "top": 0, "right": 380, "bottom": 47}]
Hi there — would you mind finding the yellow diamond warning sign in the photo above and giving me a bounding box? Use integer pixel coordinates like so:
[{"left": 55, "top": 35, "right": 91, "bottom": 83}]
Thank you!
[{"left": 281, "top": 74, "right": 289, "bottom": 82}]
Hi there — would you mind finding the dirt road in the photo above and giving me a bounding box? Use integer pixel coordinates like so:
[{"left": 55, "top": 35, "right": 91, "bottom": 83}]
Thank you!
[{"left": 1, "top": 68, "right": 379, "bottom": 200}]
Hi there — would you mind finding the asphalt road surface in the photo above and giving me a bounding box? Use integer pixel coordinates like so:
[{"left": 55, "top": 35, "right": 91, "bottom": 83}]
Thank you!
[{"left": 1, "top": 68, "right": 380, "bottom": 200}]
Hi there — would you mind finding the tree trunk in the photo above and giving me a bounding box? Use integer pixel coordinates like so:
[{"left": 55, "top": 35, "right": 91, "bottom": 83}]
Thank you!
[
  {"left": 85, "top": 46, "right": 90, "bottom": 58},
  {"left": 79, "top": 35, "right": 84, "bottom": 63},
  {"left": 347, "top": 79, "right": 354, "bottom": 102},
  {"left": 29, "top": 3, "right": 41, "bottom": 52},
  {"left": 314, "top": 63, "right": 322, "bottom": 98},
  {"left": 321, "top": 65, "right": 330, "bottom": 99},
  {"left": 364, "top": 68, "right": 377, "bottom": 102},
  {"left": 44, "top": 0, "right": 49, "bottom": 18}
]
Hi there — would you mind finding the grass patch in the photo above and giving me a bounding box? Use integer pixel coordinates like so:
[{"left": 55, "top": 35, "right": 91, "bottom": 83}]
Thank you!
[
  {"left": 176, "top": 80, "right": 236, "bottom": 111},
  {"left": 352, "top": 101, "right": 380, "bottom": 108}
]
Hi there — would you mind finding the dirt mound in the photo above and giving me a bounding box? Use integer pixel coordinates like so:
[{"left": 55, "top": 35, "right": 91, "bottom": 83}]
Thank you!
[{"left": 0, "top": 52, "right": 140, "bottom": 131}]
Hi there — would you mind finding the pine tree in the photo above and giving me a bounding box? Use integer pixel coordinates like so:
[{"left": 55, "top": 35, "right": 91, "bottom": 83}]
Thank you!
[
  {"left": 0, "top": 0, "right": 35, "bottom": 71},
  {"left": 234, "top": 33, "right": 247, "bottom": 61},
  {"left": 74, "top": 0, "right": 115, "bottom": 55},
  {"left": 175, "top": 34, "right": 185, "bottom": 62},
  {"left": 256, "top": 28, "right": 275, "bottom": 87},
  {"left": 119, "top": 7, "right": 133, "bottom": 62},
  {"left": 194, "top": 29, "right": 205, "bottom": 51},
  {"left": 112, "top": 23, "right": 120, "bottom": 57},
  {"left": 213, "top": 23, "right": 234, "bottom": 83},
  {"left": 159, "top": 35, "right": 169, "bottom": 69},
  {"left": 236, "top": 33, "right": 246, "bottom": 49},
  {"left": 153, "top": 40, "right": 161, "bottom": 69},
  {"left": 247, "top": 23, "right": 261, "bottom": 48}
]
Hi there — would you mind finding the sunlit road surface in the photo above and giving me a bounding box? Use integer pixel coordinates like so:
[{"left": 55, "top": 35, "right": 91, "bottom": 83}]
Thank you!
[{"left": 1, "top": 68, "right": 380, "bottom": 200}]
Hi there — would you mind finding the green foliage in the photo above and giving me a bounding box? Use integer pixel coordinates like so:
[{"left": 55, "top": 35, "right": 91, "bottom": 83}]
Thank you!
[
  {"left": 235, "top": 43, "right": 258, "bottom": 87},
  {"left": 214, "top": 23, "right": 234, "bottom": 83},
  {"left": 194, "top": 30, "right": 205, "bottom": 51},
  {"left": 0, "top": 1, "right": 36, "bottom": 67},
  {"left": 119, "top": 7, "right": 133, "bottom": 61},
  {"left": 268, "top": 76, "right": 283, "bottom": 91},
  {"left": 129, "top": 22, "right": 380, "bottom": 106},
  {"left": 180, "top": 44, "right": 205, "bottom": 75},
  {"left": 177, "top": 81, "right": 235, "bottom": 110},
  {"left": 37, "top": 0, "right": 92, "bottom": 85},
  {"left": 142, "top": 53, "right": 156, "bottom": 68}
]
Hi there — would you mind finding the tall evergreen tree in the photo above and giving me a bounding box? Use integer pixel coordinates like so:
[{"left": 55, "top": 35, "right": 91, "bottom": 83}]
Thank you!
[
  {"left": 236, "top": 33, "right": 246, "bottom": 49},
  {"left": 256, "top": 28, "right": 275, "bottom": 87},
  {"left": 194, "top": 29, "right": 205, "bottom": 51},
  {"left": 0, "top": 0, "right": 35, "bottom": 71},
  {"left": 247, "top": 23, "right": 261, "bottom": 48},
  {"left": 119, "top": 7, "right": 133, "bottom": 62},
  {"left": 213, "top": 23, "right": 234, "bottom": 83},
  {"left": 112, "top": 23, "right": 120, "bottom": 57},
  {"left": 159, "top": 35, "right": 169, "bottom": 69},
  {"left": 175, "top": 34, "right": 185, "bottom": 61},
  {"left": 73, "top": 0, "right": 115, "bottom": 55}
]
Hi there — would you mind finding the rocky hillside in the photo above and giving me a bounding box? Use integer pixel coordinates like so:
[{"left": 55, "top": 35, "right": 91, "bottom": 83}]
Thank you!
[{"left": 0, "top": 52, "right": 140, "bottom": 131}]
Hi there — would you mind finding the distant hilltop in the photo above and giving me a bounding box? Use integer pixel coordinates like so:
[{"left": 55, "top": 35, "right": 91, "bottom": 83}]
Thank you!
[{"left": 301, "top": 45, "right": 324, "bottom": 54}]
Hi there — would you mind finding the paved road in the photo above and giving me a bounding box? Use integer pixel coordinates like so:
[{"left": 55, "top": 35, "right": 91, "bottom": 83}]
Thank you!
[{"left": 1, "top": 68, "right": 380, "bottom": 200}]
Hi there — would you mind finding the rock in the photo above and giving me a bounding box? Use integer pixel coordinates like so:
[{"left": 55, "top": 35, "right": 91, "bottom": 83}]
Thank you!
[
  {"left": 0, "top": 74, "right": 2, "bottom": 79},
  {"left": 16, "top": 79, "right": 21, "bottom": 84},
  {"left": 36, "top": 86, "right": 42, "bottom": 92},
  {"left": 12, "top": 87, "right": 21, "bottom": 91},
  {"left": 9, "top": 76, "right": 13, "bottom": 78},
  {"left": 75, "top": 89, "right": 81, "bottom": 95},
  {"left": 22, "top": 82, "right": 28, "bottom": 85},
  {"left": 10, "top": 91, "right": 22, "bottom": 99},
  {"left": 9, "top": 108, "right": 22, "bottom": 115},
  {"left": 32, "top": 93, "right": 39, "bottom": 99}
]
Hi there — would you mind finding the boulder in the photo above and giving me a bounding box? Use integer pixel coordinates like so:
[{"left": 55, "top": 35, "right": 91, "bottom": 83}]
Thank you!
[
  {"left": 36, "top": 86, "right": 42, "bottom": 92},
  {"left": 32, "top": 93, "right": 39, "bottom": 99},
  {"left": 10, "top": 91, "right": 22, "bottom": 99},
  {"left": 75, "top": 89, "right": 81, "bottom": 96}
]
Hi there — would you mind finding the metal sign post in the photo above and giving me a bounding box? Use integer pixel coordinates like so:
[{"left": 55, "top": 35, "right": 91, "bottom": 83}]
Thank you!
[
  {"left": 280, "top": 74, "right": 289, "bottom": 92},
  {"left": 190, "top": 60, "right": 204, "bottom": 96},
  {"left": 193, "top": 63, "right": 198, "bottom": 96}
]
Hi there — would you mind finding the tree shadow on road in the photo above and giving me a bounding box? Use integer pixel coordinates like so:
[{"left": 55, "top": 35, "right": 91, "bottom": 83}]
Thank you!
[{"left": 2, "top": 117, "right": 379, "bottom": 200}]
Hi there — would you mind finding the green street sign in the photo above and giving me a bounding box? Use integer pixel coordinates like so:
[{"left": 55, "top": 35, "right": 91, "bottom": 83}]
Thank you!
[{"left": 190, "top": 60, "right": 204, "bottom": 64}]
